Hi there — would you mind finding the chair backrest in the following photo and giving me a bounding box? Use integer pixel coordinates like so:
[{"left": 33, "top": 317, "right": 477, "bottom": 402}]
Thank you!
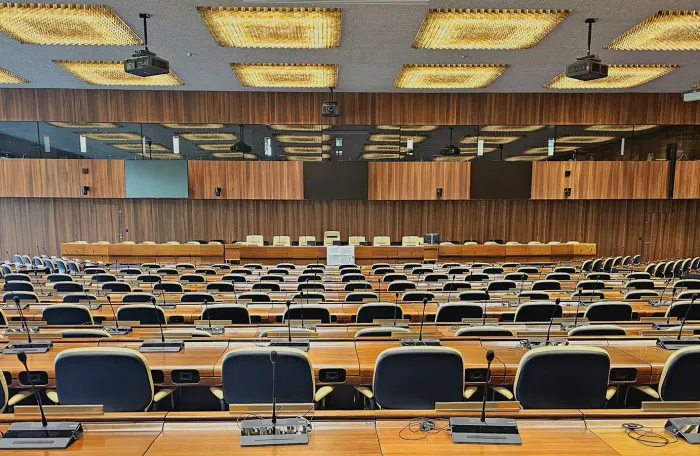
[
  {"left": 62, "top": 293, "right": 96, "bottom": 304},
  {"left": 514, "top": 346, "right": 610, "bottom": 409},
  {"left": 373, "top": 236, "right": 390, "bottom": 247},
  {"left": 387, "top": 281, "right": 416, "bottom": 292},
  {"left": 545, "top": 273, "right": 570, "bottom": 281},
  {"left": 674, "top": 279, "right": 700, "bottom": 290},
  {"left": 116, "top": 305, "right": 166, "bottom": 324},
  {"left": 435, "top": 303, "right": 483, "bottom": 322},
  {"left": 583, "top": 301, "right": 633, "bottom": 321},
  {"left": 587, "top": 273, "right": 611, "bottom": 281},
  {"left": 401, "top": 291, "right": 434, "bottom": 302},
  {"left": 201, "top": 305, "right": 251, "bottom": 324},
  {"left": 568, "top": 324, "right": 626, "bottom": 336},
  {"left": 298, "top": 236, "right": 316, "bottom": 246},
  {"left": 55, "top": 347, "right": 154, "bottom": 412},
  {"left": 297, "top": 282, "right": 326, "bottom": 292},
  {"left": 464, "top": 273, "right": 489, "bottom": 282},
  {"left": 195, "top": 268, "right": 217, "bottom": 276},
  {"left": 91, "top": 273, "right": 117, "bottom": 283},
  {"left": 447, "top": 267, "right": 470, "bottom": 275},
  {"left": 155, "top": 281, "right": 184, "bottom": 293},
  {"left": 348, "top": 236, "right": 365, "bottom": 246},
  {"left": 381, "top": 273, "right": 407, "bottom": 283},
  {"left": 371, "top": 263, "right": 391, "bottom": 270},
  {"left": 5, "top": 273, "right": 30, "bottom": 282},
  {"left": 424, "top": 273, "right": 449, "bottom": 283},
  {"left": 42, "top": 304, "right": 93, "bottom": 325},
  {"left": 273, "top": 235, "right": 291, "bottom": 247},
  {"left": 482, "top": 267, "right": 504, "bottom": 275},
  {"left": 324, "top": 231, "right": 340, "bottom": 246},
  {"left": 292, "top": 292, "right": 326, "bottom": 303},
  {"left": 355, "top": 327, "right": 410, "bottom": 337},
  {"left": 518, "top": 291, "right": 550, "bottom": 300},
  {"left": 504, "top": 272, "right": 528, "bottom": 281},
  {"left": 514, "top": 302, "right": 562, "bottom": 322},
  {"left": 238, "top": 292, "right": 271, "bottom": 303},
  {"left": 455, "top": 326, "right": 513, "bottom": 337},
  {"left": 356, "top": 303, "right": 402, "bottom": 323},
  {"left": 517, "top": 267, "right": 539, "bottom": 274},
  {"left": 206, "top": 282, "right": 236, "bottom": 293},
  {"left": 344, "top": 282, "right": 372, "bottom": 292},
  {"left": 373, "top": 347, "right": 465, "bottom": 409},
  {"left": 179, "top": 274, "right": 205, "bottom": 283},
  {"left": 625, "top": 290, "right": 659, "bottom": 300},
  {"left": 59, "top": 329, "right": 112, "bottom": 339},
  {"left": 122, "top": 292, "right": 156, "bottom": 304},
  {"left": 531, "top": 280, "right": 561, "bottom": 291},
  {"left": 342, "top": 273, "right": 366, "bottom": 283},
  {"left": 54, "top": 282, "right": 84, "bottom": 292},
  {"left": 246, "top": 235, "right": 264, "bottom": 246},
  {"left": 576, "top": 280, "right": 605, "bottom": 290},
  {"left": 659, "top": 346, "right": 700, "bottom": 401},
  {"left": 2, "top": 291, "right": 37, "bottom": 303},
  {"left": 251, "top": 282, "right": 281, "bottom": 292},
  {"left": 3, "top": 281, "right": 35, "bottom": 292},
  {"left": 101, "top": 281, "right": 133, "bottom": 293},
  {"left": 345, "top": 292, "right": 378, "bottom": 302},
  {"left": 222, "top": 274, "right": 247, "bottom": 283},
  {"left": 554, "top": 266, "right": 576, "bottom": 274},
  {"left": 268, "top": 268, "right": 289, "bottom": 276},
  {"left": 666, "top": 301, "right": 700, "bottom": 320},
  {"left": 47, "top": 273, "right": 72, "bottom": 283},
  {"left": 180, "top": 292, "right": 215, "bottom": 303},
  {"left": 119, "top": 268, "right": 142, "bottom": 276},
  {"left": 457, "top": 290, "right": 490, "bottom": 302},
  {"left": 442, "top": 281, "right": 471, "bottom": 292},
  {"left": 487, "top": 280, "right": 516, "bottom": 292},
  {"left": 283, "top": 305, "right": 331, "bottom": 323},
  {"left": 220, "top": 347, "right": 314, "bottom": 404}
]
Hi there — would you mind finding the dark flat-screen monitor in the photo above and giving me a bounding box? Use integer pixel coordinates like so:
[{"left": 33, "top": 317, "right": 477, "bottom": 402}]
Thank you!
[
  {"left": 303, "top": 162, "right": 368, "bottom": 200},
  {"left": 470, "top": 162, "right": 532, "bottom": 199}
]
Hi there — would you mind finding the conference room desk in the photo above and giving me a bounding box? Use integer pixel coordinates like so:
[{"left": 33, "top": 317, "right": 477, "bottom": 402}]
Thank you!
[
  {"left": 438, "top": 243, "right": 597, "bottom": 262},
  {"left": 223, "top": 245, "right": 439, "bottom": 265},
  {"left": 61, "top": 243, "right": 225, "bottom": 264}
]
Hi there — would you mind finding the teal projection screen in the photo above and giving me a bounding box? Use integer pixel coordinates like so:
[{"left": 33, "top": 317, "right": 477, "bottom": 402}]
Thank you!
[{"left": 124, "top": 160, "right": 189, "bottom": 198}]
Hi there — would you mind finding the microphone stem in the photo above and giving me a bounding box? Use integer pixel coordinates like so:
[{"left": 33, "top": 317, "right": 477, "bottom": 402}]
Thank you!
[
  {"left": 480, "top": 359, "right": 491, "bottom": 422},
  {"left": 20, "top": 359, "right": 48, "bottom": 429},
  {"left": 15, "top": 299, "right": 32, "bottom": 343}
]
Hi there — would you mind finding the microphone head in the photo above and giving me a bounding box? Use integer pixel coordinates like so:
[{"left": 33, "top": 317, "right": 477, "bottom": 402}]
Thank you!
[
  {"left": 150, "top": 296, "right": 156, "bottom": 304},
  {"left": 485, "top": 349, "right": 495, "bottom": 362},
  {"left": 16, "top": 351, "right": 27, "bottom": 364},
  {"left": 13, "top": 297, "right": 19, "bottom": 305},
  {"left": 203, "top": 298, "right": 208, "bottom": 304},
  {"left": 422, "top": 297, "right": 428, "bottom": 304},
  {"left": 693, "top": 293, "right": 698, "bottom": 302},
  {"left": 270, "top": 350, "right": 278, "bottom": 364},
  {"left": 106, "top": 295, "right": 111, "bottom": 303},
  {"left": 285, "top": 300, "right": 291, "bottom": 309},
  {"left": 555, "top": 298, "right": 561, "bottom": 305}
]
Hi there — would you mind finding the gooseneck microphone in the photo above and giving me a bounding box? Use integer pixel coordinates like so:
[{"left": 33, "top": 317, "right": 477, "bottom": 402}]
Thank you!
[
  {"left": 393, "top": 292, "right": 400, "bottom": 326},
  {"left": 418, "top": 297, "right": 428, "bottom": 342},
  {"left": 270, "top": 350, "right": 279, "bottom": 427},
  {"left": 446, "top": 274, "right": 456, "bottom": 303},
  {"left": 285, "top": 300, "right": 292, "bottom": 343},
  {"left": 107, "top": 295, "right": 120, "bottom": 328},
  {"left": 677, "top": 294, "right": 697, "bottom": 341},
  {"left": 545, "top": 298, "right": 561, "bottom": 346},
  {"left": 377, "top": 278, "right": 381, "bottom": 302},
  {"left": 17, "top": 351, "right": 48, "bottom": 431},
  {"left": 481, "top": 349, "right": 495, "bottom": 423},
  {"left": 14, "top": 297, "right": 32, "bottom": 344},
  {"left": 202, "top": 298, "right": 213, "bottom": 330},
  {"left": 150, "top": 297, "right": 166, "bottom": 343},
  {"left": 573, "top": 291, "right": 582, "bottom": 327},
  {"left": 517, "top": 276, "right": 525, "bottom": 306}
]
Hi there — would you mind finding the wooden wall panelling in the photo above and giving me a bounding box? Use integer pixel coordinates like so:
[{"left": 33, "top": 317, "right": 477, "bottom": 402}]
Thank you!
[
  {"left": 673, "top": 161, "right": 700, "bottom": 199},
  {"left": 79, "top": 160, "right": 125, "bottom": 198},
  {"left": 368, "top": 162, "right": 470, "bottom": 200},
  {"left": 0, "top": 88, "right": 38, "bottom": 121},
  {"left": 188, "top": 161, "right": 303, "bottom": 200}
]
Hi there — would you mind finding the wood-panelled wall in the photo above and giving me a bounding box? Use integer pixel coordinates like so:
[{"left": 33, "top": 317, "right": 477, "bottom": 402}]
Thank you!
[
  {"left": 0, "top": 159, "right": 124, "bottom": 198},
  {"left": 368, "top": 162, "right": 470, "bottom": 200},
  {"left": 2, "top": 89, "right": 700, "bottom": 125},
  {"left": 673, "top": 161, "right": 700, "bottom": 199},
  {"left": 3, "top": 198, "right": 700, "bottom": 260},
  {"left": 187, "top": 161, "right": 303, "bottom": 200},
  {"left": 531, "top": 161, "right": 669, "bottom": 199}
]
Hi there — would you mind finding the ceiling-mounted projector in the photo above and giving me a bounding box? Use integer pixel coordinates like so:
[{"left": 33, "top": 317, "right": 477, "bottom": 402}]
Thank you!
[
  {"left": 566, "top": 18, "right": 608, "bottom": 81},
  {"left": 124, "top": 13, "right": 169, "bottom": 77}
]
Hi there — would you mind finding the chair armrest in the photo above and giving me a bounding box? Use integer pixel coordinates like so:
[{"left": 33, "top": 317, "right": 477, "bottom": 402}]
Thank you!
[
  {"left": 355, "top": 386, "right": 374, "bottom": 399},
  {"left": 8, "top": 390, "right": 34, "bottom": 407},
  {"left": 463, "top": 386, "right": 478, "bottom": 400},
  {"left": 492, "top": 386, "right": 514, "bottom": 400},
  {"left": 632, "top": 385, "right": 660, "bottom": 399},
  {"left": 606, "top": 386, "right": 617, "bottom": 401},
  {"left": 45, "top": 389, "right": 59, "bottom": 404},
  {"left": 209, "top": 387, "right": 224, "bottom": 401},
  {"left": 314, "top": 386, "right": 334, "bottom": 402},
  {"left": 153, "top": 387, "right": 176, "bottom": 403}
]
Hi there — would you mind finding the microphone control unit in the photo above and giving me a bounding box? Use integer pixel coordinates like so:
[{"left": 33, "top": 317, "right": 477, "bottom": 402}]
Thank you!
[
  {"left": 240, "top": 417, "right": 310, "bottom": 447},
  {"left": 139, "top": 339, "right": 184, "bottom": 353}
]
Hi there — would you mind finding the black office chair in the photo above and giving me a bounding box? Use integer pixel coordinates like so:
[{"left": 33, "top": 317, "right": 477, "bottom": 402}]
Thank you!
[
  {"left": 260, "top": 275, "right": 284, "bottom": 282},
  {"left": 230, "top": 268, "right": 253, "bottom": 276},
  {"left": 283, "top": 305, "right": 331, "bottom": 323},
  {"left": 180, "top": 292, "right": 215, "bottom": 303},
  {"left": 83, "top": 267, "right": 106, "bottom": 275},
  {"left": 62, "top": 293, "right": 97, "bottom": 304},
  {"left": 342, "top": 273, "right": 366, "bottom": 283},
  {"left": 412, "top": 267, "right": 434, "bottom": 276},
  {"left": 665, "top": 301, "right": 700, "bottom": 321},
  {"left": 544, "top": 273, "right": 570, "bottom": 281},
  {"left": 122, "top": 292, "right": 156, "bottom": 303},
  {"left": 206, "top": 282, "right": 236, "bottom": 293},
  {"left": 517, "top": 267, "right": 539, "bottom": 274},
  {"left": 4, "top": 273, "right": 31, "bottom": 282},
  {"left": 514, "top": 302, "right": 562, "bottom": 322},
  {"left": 101, "top": 281, "right": 133, "bottom": 293},
  {"left": 243, "top": 264, "right": 263, "bottom": 270},
  {"left": 222, "top": 274, "right": 248, "bottom": 283},
  {"left": 424, "top": 273, "right": 448, "bottom": 282},
  {"left": 140, "top": 263, "right": 160, "bottom": 270},
  {"left": 345, "top": 292, "right": 378, "bottom": 302},
  {"left": 487, "top": 280, "right": 516, "bottom": 292},
  {"left": 42, "top": 304, "right": 93, "bottom": 325},
  {"left": 373, "top": 268, "right": 395, "bottom": 276},
  {"left": 554, "top": 267, "right": 576, "bottom": 274},
  {"left": 238, "top": 292, "right": 272, "bottom": 303},
  {"left": 447, "top": 267, "right": 470, "bottom": 275},
  {"left": 457, "top": 291, "right": 489, "bottom": 301},
  {"left": 53, "top": 282, "right": 84, "bottom": 293},
  {"left": 625, "top": 290, "right": 659, "bottom": 300},
  {"left": 154, "top": 281, "right": 184, "bottom": 293},
  {"left": 251, "top": 282, "right": 281, "bottom": 292},
  {"left": 340, "top": 268, "right": 362, "bottom": 276},
  {"left": 297, "top": 282, "right": 326, "bottom": 292},
  {"left": 401, "top": 292, "right": 434, "bottom": 302},
  {"left": 569, "top": 325, "right": 627, "bottom": 337},
  {"left": 201, "top": 305, "right": 251, "bottom": 324},
  {"left": 179, "top": 274, "right": 205, "bottom": 283},
  {"left": 268, "top": 268, "right": 289, "bottom": 276},
  {"left": 344, "top": 282, "right": 372, "bottom": 291},
  {"left": 481, "top": 267, "right": 503, "bottom": 275},
  {"left": 276, "top": 263, "right": 296, "bottom": 270},
  {"left": 3, "top": 281, "right": 35, "bottom": 292},
  {"left": 119, "top": 268, "right": 142, "bottom": 276},
  {"left": 47, "top": 273, "right": 72, "bottom": 283},
  {"left": 116, "top": 304, "right": 166, "bottom": 324},
  {"left": 517, "top": 291, "right": 550, "bottom": 300},
  {"left": 583, "top": 302, "right": 633, "bottom": 321},
  {"left": 403, "top": 263, "right": 422, "bottom": 271},
  {"left": 455, "top": 326, "right": 513, "bottom": 337},
  {"left": 435, "top": 303, "right": 483, "bottom": 322},
  {"left": 626, "top": 272, "right": 651, "bottom": 280},
  {"left": 587, "top": 273, "right": 611, "bottom": 281},
  {"left": 59, "top": 329, "right": 111, "bottom": 339},
  {"left": 576, "top": 280, "right": 606, "bottom": 290},
  {"left": 368, "top": 347, "right": 465, "bottom": 409},
  {"left": 356, "top": 303, "right": 403, "bottom": 323},
  {"left": 2, "top": 291, "right": 38, "bottom": 303},
  {"left": 297, "top": 274, "right": 323, "bottom": 283},
  {"left": 157, "top": 268, "right": 179, "bottom": 275},
  {"left": 291, "top": 292, "right": 326, "bottom": 303},
  {"left": 387, "top": 281, "right": 416, "bottom": 292},
  {"left": 339, "top": 264, "right": 359, "bottom": 271},
  {"left": 195, "top": 268, "right": 217, "bottom": 276},
  {"left": 635, "top": 347, "right": 700, "bottom": 401},
  {"left": 90, "top": 273, "right": 116, "bottom": 283},
  {"left": 442, "top": 281, "right": 471, "bottom": 292},
  {"left": 674, "top": 279, "right": 700, "bottom": 290},
  {"left": 382, "top": 273, "right": 407, "bottom": 283},
  {"left": 464, "top": 273, "right": 489, "bottom": 282},
  {"left": 504, "top": 273, "right": 528, "bottom": 281}
]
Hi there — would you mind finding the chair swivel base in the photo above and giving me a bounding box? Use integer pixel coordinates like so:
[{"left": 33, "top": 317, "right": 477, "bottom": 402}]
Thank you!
[
  {"left": 240, "top": 417, "right": 309, "bottom": 447},
  {"left": 656, "top": 337, "right": 700, "bottom": 350},
  {"left": 399, "top": 338, "right": 441, "bottom": 346},
  {"left": 450, "top": 417, "right": 521, "bottom": 445},
  {"left": 0, "top": 421, "right": 83, "bottom": 449},
  {"left": 139, "top": 339, "right": 184, "bottom": 353},
  {"left": 3, "top": 340, "right": 53, "bottom": 354},
  {"left": 269, "top": 339, "right": 310, "bottom": 351}
]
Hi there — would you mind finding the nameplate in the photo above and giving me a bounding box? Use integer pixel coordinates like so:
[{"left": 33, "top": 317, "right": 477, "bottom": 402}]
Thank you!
[
  {"left": 229, "top": 403, "right": 314, "bottom": 414},
  {"left": 436, "top": 401, "right": 522, "bottom": 412},
  {"left": 194, "top": 319, "right": 232, "bottom": 326},
  {"left": 373, "top": 319, "right": 410, "bottom": 325},
  {"left": 263, "top": 331, "right": 318, "bottom": 339},
  {"left": 641, "top": 329, "right": 694, "bottom": 337},
  {"left": 641, "top": 317, "right": 675, "bottom": 323},
  {"left": 553, "top": 317, "right": 588, "bottom": 324},
  {"left": 14, "top": 405, "right": 104, "bottom": 416},
  {"left": 461, "top": 318, "right": 499, "bottom": 324},
  {"left": 7, "top": 321, "right": 47, "bottom": 327},
  {"left": 288, "top": 320, "right": 322, "bottom": 327},
  {"left": 101, "top": 321, "right": 140, "bottom": 327},
  {"left": 7, "top": 332, "right": 61, "bottom": 341},
  {"left": 515, "top": 330, "right": 568, "bottom": 338},
  {"left": 396, "top": 330, "right": 442, "bottom": 340},
  {"left": 642, "top": 401, "right": 700, "bottom": 413}
]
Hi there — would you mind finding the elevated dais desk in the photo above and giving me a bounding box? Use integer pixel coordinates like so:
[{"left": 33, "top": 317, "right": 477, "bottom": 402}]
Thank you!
[
  {"left": 439, "top": 243, "right": 597, "bottom": 262},
  {"left": 61, "top": 243, "right": 224, "bottom": 264}
]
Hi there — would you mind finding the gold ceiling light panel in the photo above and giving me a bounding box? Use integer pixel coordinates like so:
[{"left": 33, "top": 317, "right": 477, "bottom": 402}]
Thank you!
[
  {"left": 459, "top": 147, "right": 497, "bottom": 154},
  {"left": 556, "top": 136, "right": 617, "bottom": 144},
  {"left": 81, "top": 132, "right": 141, "bottom": 141},
  {"left": 135, "top": 153, "right": 181, "bottom": 159},
  {"left": 197, "top": 6, "right": 341, "bottom": 49},
  {"left": 524, "top": 146, "right": 577, "bottom": 155},
  {"left": 606, "top": 11, "right": 700, "bottom": 51},
  {"left": 286, "top": 154, "right": 330, "bottom": 162},
  {"left": 506, "top": 155, "right": 548, "bottom": 161},
  {"left": 198, "top": 144, "right": 236, "bottom": 151},
  {"left": 113, "top": 143, "right": 169, "bottom": 151},
  {"left": 0, "top": 67, "right": 26, "bottom": 83},
  {"left": 211, "top": 152, "right": 257, "bottom": 159},
  {"left": 394, "top": 64, "right": 507, "bottom": 89},
  {"left": 360, "top": 153, "right": 406, "bottom": 160},
  {"left": 434, "top": 155, "right": 477, "bottom": 162},
  {"left": 232, "top": 63, "right": 337, "bottom": 88},
  {"left": 413, "top": 9, "right": 570, "bottom": 50},
  {"left": 459, "top": 136, "right": 520, "bottom": 144},
  {"left": 269, "top": 124, "right": 331, "bottom": 131},
  {"left": 275, "top": 134, "right": 332, "bottom": 144},
  {"left": 54, "top": 60, "right": 183, "bottom": 86},
  {"left": 282, "top": 145, "right": 332, "bottom": 154},
  {"left": 179, "top": 132, "right": 237, "bottom": 141},
  {"left": 544, "top": 65, "right": 678, "bottom": 89},
  {"left": 363, "top": 144, "right": 410, "bottom": 153},
  {"left": 0, "top": 3, "right": 142, "bottom": 46},
  {"left": 481, "top": 125, "right": 545, "bottom": 132},
  {"left": 375, "top": 125, "right": 439, "bottom": 131},
  {"left": 161, "top": 123, "right": 224, "bottom": 129},
  {"left": 48, "top": 122, "right": 118, "bottom": 129},
  {"left": 368, "top": 134, "right": 427, "bottom": 143},
  {"left": 585, "top": 125, "right": 658, "bottom": 132}
]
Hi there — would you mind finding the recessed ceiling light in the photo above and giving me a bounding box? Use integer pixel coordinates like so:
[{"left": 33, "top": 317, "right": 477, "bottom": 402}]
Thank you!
[
  {"left": 211, "top": 152, "right": 257, "bottom": 159},
  {"left": 179, "top": 133, "right": 237, "bottom": 141},
  {"left": 275, "top": 134, "right": 332, "bottom": 144},
  {"left": 198, "top": 144, "right": 235, "bottom": 151},
  {"left": 48, "top": 122, "right": 118, "bottom": 128},
  {"left": 507, "top": 155, "right": 548, "bottom": 161},
  {"left": 54, "top": 60, "right": 183, "bottom": 86},
  {"left": 198, "top": 6, "right": 341, "bottom": 49},
  {"left": 0, "top": 3, "right": 141, "bottom": 45},
  {"left": 360, "top": 152, "right": 406, "bottom": 160},
  {"left": 606, "top": 11, "right": 700, "bottom": 50},
  {"left": 368, "top": 134, "right": 427, "bottom": 143},
  {"left": 282, "top": 145, "right": 332, "bottom": 154},
  {"left": 395, "top": 64, "right": 507, "bottom": 89},
  {"left": 460, "top": 136, "right": 520, "bottom": 144},
  {"left": 544, "top": 64, "right": 678, "bottom": 89},
  {"left": 433, "top": 155, "right": 477, "bottom": 162},
  {"left": 481, "top": 125, "right": 545, "bottom": 132},
  {"left": 364, "top": 144, "right": 410, "bottom": 153},
  {"left": 135, "top": 152, "right": 181, "bottom": 159},
  {"left": 556, "top": 136, "right": 617, "bottom": 144},
  {"left": 524, "top": 146, "right": 577, "bottom": 154},
  {"left": 161, "top": 123, "right": 224, "bottom": 129},
  {"left": 375, "top": 125, "right": 439, "bottom": 131},
  {"left": 113, "top": 143, "right": 169, "bottom": 151},
  {"left": 413, "top": 9, "right": 570, "bottom": 50},
  {"left": 82, "top": 132, "right": 142, "bottom": 141},
  {"left": 286, "top": 154, "right": 330, "bottom": 161},
  {"left": 459, "top": 147, "right": 497, "bottom": 154},
  {"left": 232, "top": 63, "right": 337, "bottom": 88},
  {"left": 0, "top": 67, "right": 27, "bottom": 84},
  {"left": 585, "top": 125, "right": 658, "bottom": 132},
  {"left": 269, "top": 124, "right": 332, "bottom": 131}
]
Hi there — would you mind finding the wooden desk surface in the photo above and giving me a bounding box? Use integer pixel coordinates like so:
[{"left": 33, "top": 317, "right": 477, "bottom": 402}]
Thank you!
[
  {"left": 585, "top": 419, "right": 697, "bottom": 455},
  {"left": 144, "top": 420, "right": 381, "bottom": 456}
]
